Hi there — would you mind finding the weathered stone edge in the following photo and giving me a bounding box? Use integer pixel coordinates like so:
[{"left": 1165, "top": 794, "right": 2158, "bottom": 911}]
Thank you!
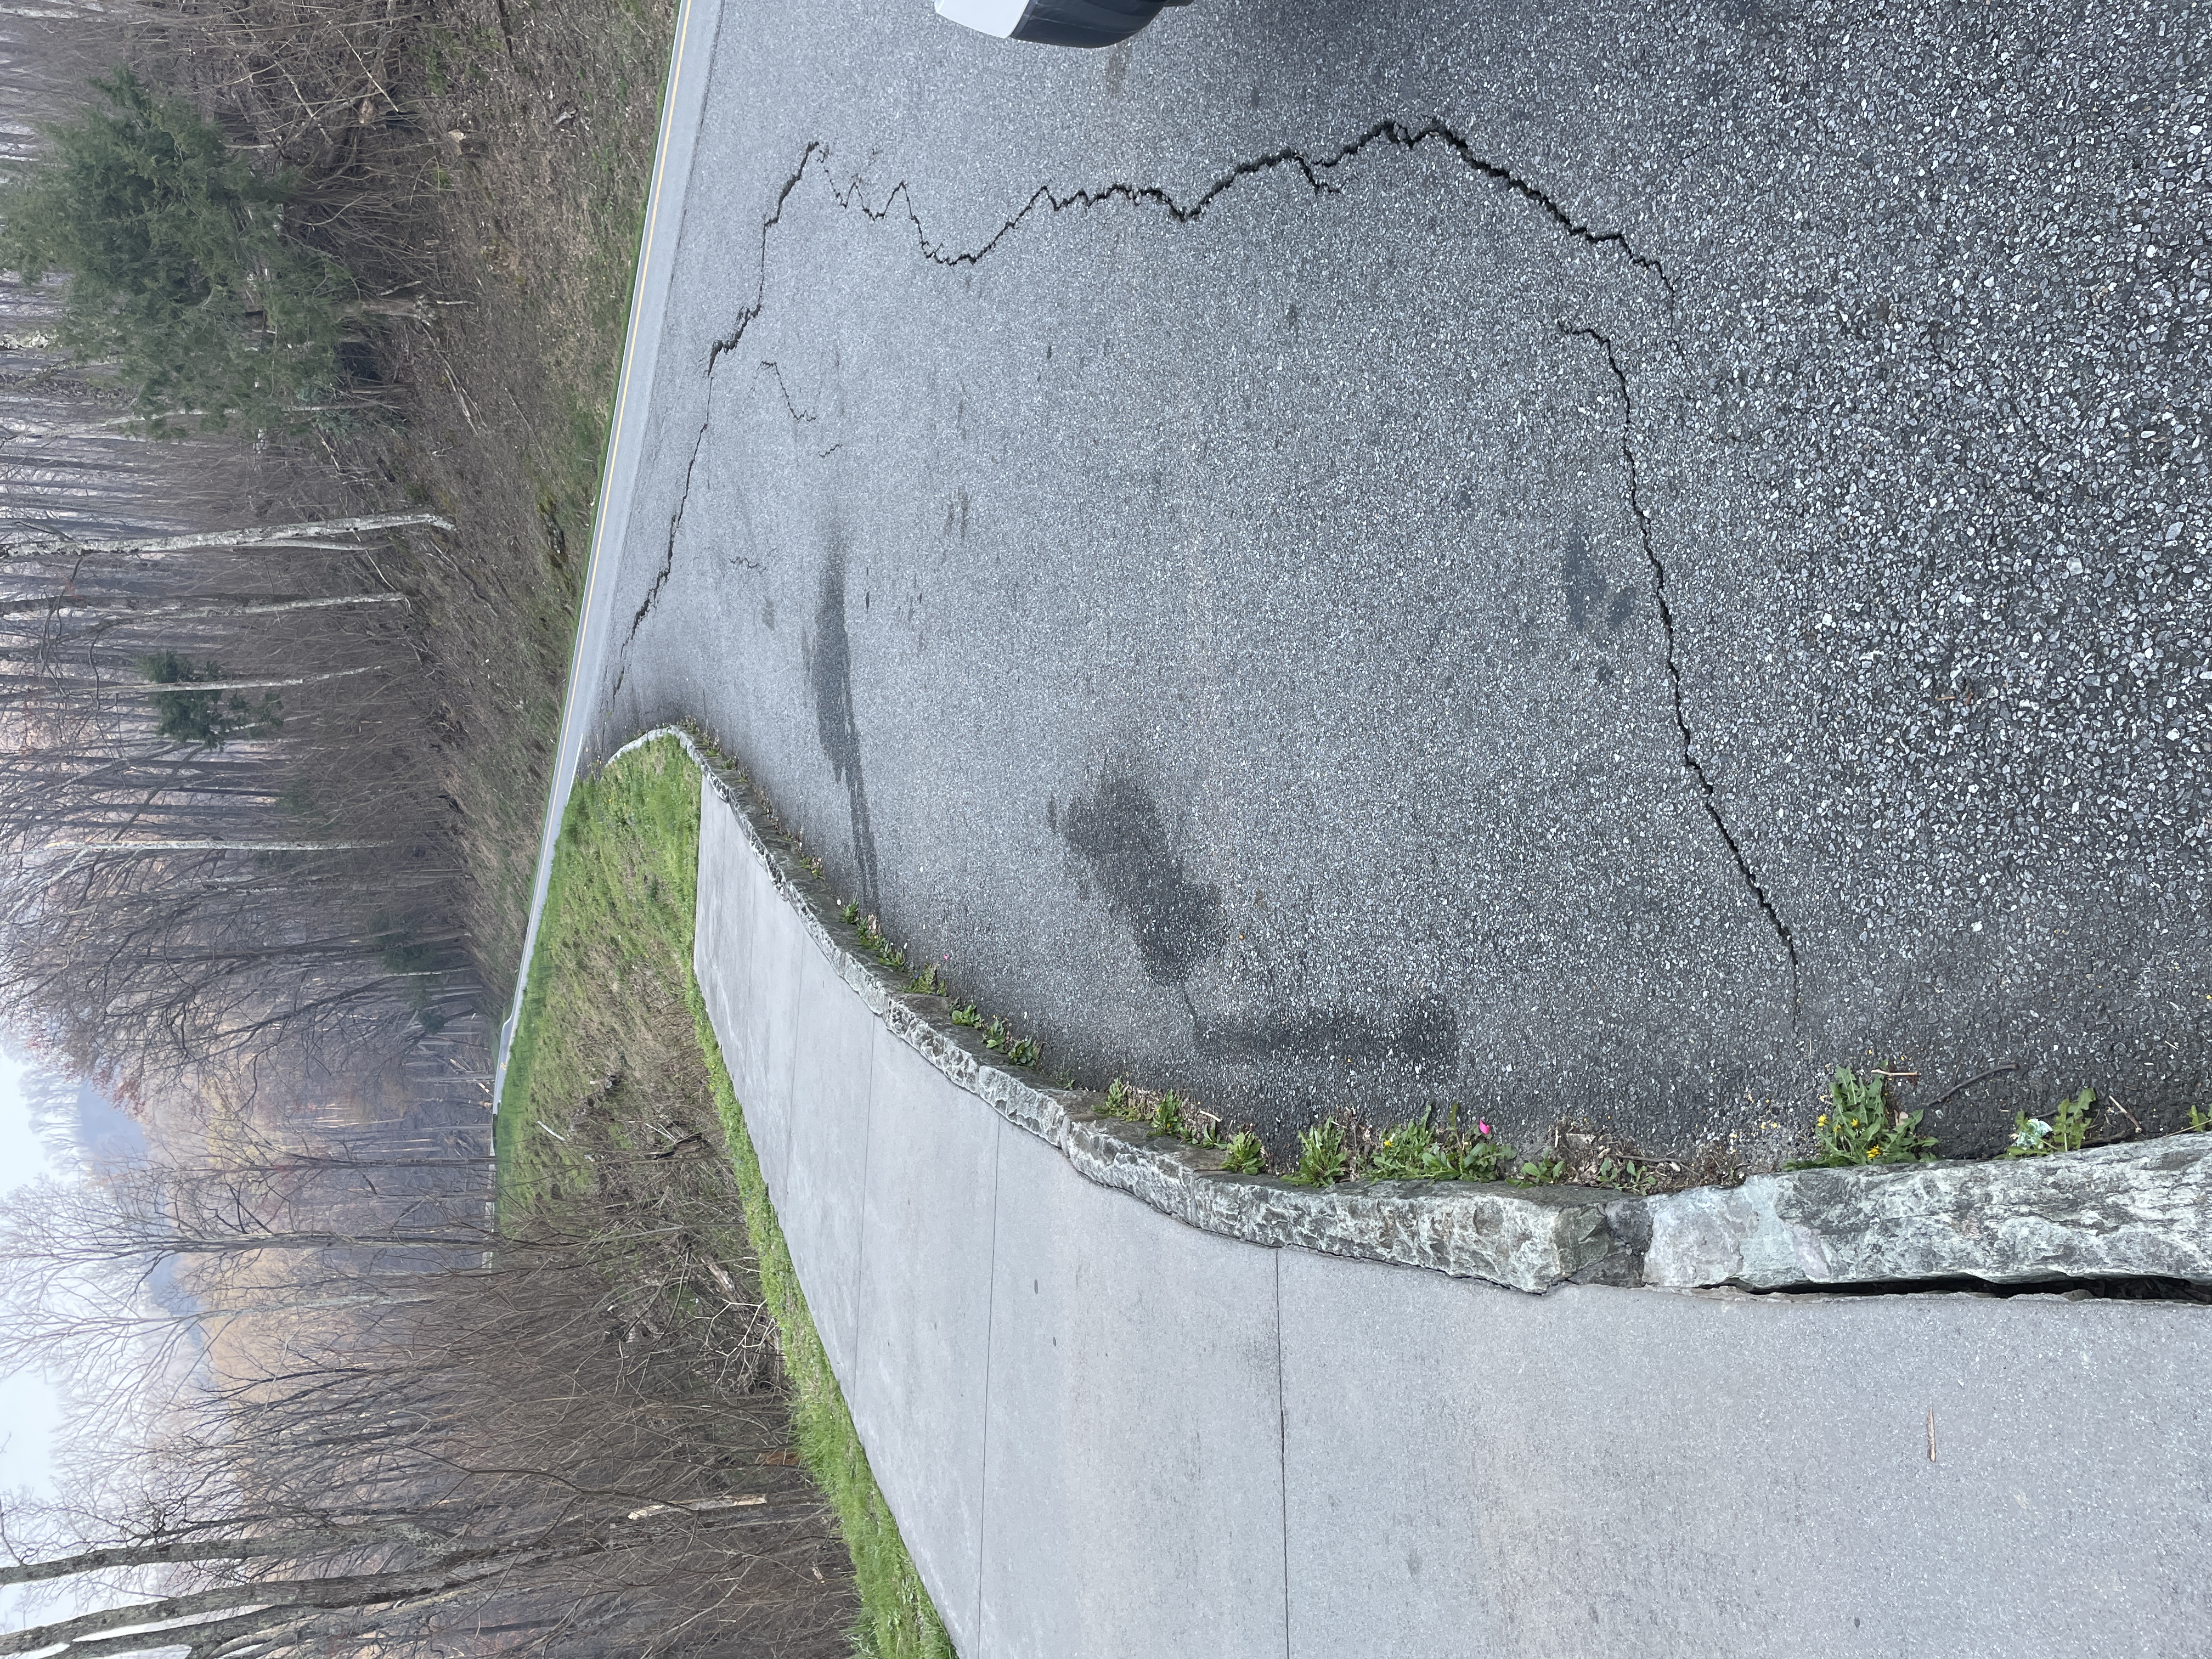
[
  {"left": 1643, "top": 1143, "right": 2212, "bottom": 1289},
  {"left": 658, "top": 729, "right": 2212, "bottom": 1296}
]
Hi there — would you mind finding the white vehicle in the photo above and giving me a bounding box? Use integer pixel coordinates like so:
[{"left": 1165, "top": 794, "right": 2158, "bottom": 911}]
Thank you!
[{"left": 936, "top": 0, "right": 1187, "bottom": 47}]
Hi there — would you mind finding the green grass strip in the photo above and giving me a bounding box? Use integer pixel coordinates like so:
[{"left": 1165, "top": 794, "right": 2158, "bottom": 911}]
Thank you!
[
  {"left": 502, "top": 736, "right": 955, "bottom": 1658},
  {"left": 689, "top": 988, "right": 958, "bottom": 1659}
]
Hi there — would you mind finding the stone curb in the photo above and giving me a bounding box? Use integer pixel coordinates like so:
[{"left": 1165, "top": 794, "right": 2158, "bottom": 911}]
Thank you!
[
  {"left": 642, "top": 727, "right": 2212, "bottom": 1297},
  {"left": 1643, "top": 1143, "right": 2212, "bottom": 1289}
]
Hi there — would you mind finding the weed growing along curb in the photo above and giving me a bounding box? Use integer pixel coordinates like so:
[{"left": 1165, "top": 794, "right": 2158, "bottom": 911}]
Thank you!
[
  {"left": 1364, "top": 1107, "right": 1514, "bottom": 1183},
  {"left": 503, "top": 737, "right": 955, "bottom": 1659},
  {"left": 839, "top": 904, "right": 909, "bottom": 974},
  {"left": 1513, "top": 1155, "right": 1571, "bottom": 1187},
  {"left": 982, "top": 1018, "right": 1039, "bottom": 1068},
  {"left": 1088, "top": 1082, "right": 1667, "bottom": 1195},
  {"left": 1221, "top": 1130, "right": 1267, "bottom": 1175},
  {"left": 1592, "top": 1157, "right": 1660, "bottom": 1195},
  {"left": 1099, "top": 1076, "right": 1238, "bottom": 1150},
  {"left": 1786, "top": 1066, "right": 1940, "bottom": 1169},
  {"left": 824, "top": 900, "right": 1061, "bottom": 1069},
  {"left": 2007, "top": 1088, "right": 2096, "bottom": 1158},
  {"left": 1289, "top": 1120, "right": 1351, "bottom": 1188}
]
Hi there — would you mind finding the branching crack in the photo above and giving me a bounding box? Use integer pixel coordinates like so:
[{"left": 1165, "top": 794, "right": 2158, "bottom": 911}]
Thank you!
[
  {"left": 707, "top": 123, "right": 1669, "bottom": 369},
  {"left": 705, "top": 139, "right": 833, "bottom": 372},
  {"left": 648, "top": 137, "right": 1717, "bottom": 992},
  {"left": 614, "top": 420, "right": 711, "bottom": 693},
  {"left": 1560, "top": 323, "right": 1799, "bottom": 994}
]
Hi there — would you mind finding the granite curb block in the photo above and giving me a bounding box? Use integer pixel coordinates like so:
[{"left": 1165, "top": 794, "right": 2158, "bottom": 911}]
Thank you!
[
  {"left": 639, "top": 727, "right": 2212, "bottom": 1297},
  {"left": 1643, "top": 1141, "right": 2212, "bottom": 1289}
]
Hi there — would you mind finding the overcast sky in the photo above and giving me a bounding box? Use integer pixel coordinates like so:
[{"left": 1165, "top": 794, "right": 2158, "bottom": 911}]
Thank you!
[{"left": 1, "top": 1047, "right": 67, "bottom": 1635}]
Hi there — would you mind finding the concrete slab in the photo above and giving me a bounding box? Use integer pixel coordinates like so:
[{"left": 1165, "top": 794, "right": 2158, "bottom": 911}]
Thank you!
[
  {"left": 695, "top": 793, "right": 806, "bottom": 1203},
  {"left": 692, "top": 789, "right": 759, "bottom": 1094},
  {"left": 741, "top": 851, "right": 808, "bottom": 1201},
  {"left": 777, "top": 933, "right": 878, "bottom": 1387},
  {"left": 977, "top": 1123, "right": 1287, "bottom": 1659},
  {"left": 1279, "top": 1251, "right": 2212, "bottom": 1658},
  {"left": 850, "top": 1023, "right": 1002, "bottom": 1651}
]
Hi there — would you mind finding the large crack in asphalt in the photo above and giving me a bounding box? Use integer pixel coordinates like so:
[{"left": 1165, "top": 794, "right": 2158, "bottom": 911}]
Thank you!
[
  {"left": 617, "top": 127, "right": 1798, "bottom": 1001},
  {"left": 610, "top": 420, "right": 709, "bottom": 701},
  {"left": 704, "top": 121, "right": 1671, "bottom": 374},
  {"left": 624, "top": 120, "right": 1673, "bottom": 653},
  {"left": 1560, "top": 323, "right": 1801, "bottom": 998}
]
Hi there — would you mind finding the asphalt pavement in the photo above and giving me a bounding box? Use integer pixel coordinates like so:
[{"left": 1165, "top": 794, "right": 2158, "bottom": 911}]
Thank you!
[{"left": 583, "top": 0, "right": 2211, "bottom": 1165}]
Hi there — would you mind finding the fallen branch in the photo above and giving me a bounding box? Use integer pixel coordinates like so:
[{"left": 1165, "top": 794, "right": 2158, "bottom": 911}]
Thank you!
[{"left": 0, "top": 512, "right": 455, "bottom": 562}]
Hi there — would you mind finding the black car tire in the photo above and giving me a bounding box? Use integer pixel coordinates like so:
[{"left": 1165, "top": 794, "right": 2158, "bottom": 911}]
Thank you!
[
  {"left": 935, "top": 0, "right": 1181, "bottom": 48},
  {"left": 1009, "top": 0, "right": 1163, "bottom": 47}
]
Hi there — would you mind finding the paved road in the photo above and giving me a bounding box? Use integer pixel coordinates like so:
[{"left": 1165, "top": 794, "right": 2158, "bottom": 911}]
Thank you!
[
  {"left": 583, "top": 0, "right": 2211, "bottom": 1164},
  {"left": 693, "top": 765, "right": 2212, "bottom": 1659}
]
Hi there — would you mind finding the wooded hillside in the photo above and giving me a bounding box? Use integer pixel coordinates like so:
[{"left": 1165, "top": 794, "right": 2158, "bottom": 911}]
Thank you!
[
  {"left": 0, "top": 8, "right": 871, "bottom": 1652},
  {"left": 1, "top": 0, "right": 669, "bottom": 1114}
]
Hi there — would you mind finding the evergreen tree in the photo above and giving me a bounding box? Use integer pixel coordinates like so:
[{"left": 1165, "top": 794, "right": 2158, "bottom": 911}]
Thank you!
[
  {"left": 140, "top": 651, "right": 285, "bottom": 747},
  {"left": 0, "top": 68, "right": 352, "bottom": 435}
]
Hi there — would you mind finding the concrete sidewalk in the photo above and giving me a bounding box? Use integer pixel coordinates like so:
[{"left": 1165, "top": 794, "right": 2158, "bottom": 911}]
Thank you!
[{"left": 693, "top": 770, "right": 2212, "bottom": 1659}]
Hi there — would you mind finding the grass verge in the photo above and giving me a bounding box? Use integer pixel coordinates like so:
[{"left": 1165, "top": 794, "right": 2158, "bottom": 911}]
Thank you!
[{"left": 500, "top": 735, "right": 955, "bottom": 1659}]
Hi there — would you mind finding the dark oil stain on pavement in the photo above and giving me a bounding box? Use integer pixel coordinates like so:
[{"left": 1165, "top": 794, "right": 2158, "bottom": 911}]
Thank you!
[
  {"left": 1061, "top": 764, "right": 1226, "bottom": 984},
  {"left": 806, "top": 541, "right": 880, "bottom": 911},
  {"left": 1201, "top": 992, "right": 1460, "bottom": 1071},
  {"left": 1561, "top": 524, "right": 1634, "bottom": 633}
]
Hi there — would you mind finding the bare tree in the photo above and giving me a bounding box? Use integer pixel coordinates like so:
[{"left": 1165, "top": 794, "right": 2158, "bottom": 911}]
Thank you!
[
  {"left": 0, "top": 503, "right": 478, "bottom": 1103},
  {"left": 0, "top": 1104, "right": 849, "bottom": 1659}
]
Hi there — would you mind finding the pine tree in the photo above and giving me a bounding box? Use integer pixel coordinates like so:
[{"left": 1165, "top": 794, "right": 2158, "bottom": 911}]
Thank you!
[
  {"left": 0, "top": 67, "right": 353, "bottom": 436},
  {"left": 140, "top": 651, "right": 285, "bottom": 747}
]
